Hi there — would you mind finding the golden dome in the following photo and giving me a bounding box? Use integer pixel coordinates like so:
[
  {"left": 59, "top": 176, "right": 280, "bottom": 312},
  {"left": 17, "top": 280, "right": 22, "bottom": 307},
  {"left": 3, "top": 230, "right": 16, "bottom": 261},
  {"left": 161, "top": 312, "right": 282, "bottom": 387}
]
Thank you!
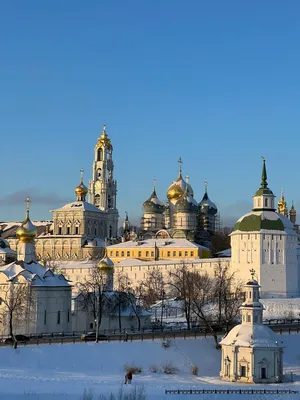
[
  {"left": 16, "top": 197, "right": 37, "bottom": 243},
  {"left": 167, "top": 181, "right": 184, "bottom": 201},
  {"left": 75, "top": 182, "right": 88, "bottom": 196},
  {"left": 95, "top": 124, "right": 112, "bottom": 150},
  {"left": 75, "top": 169, "right": 88, "bottom": 200},
  {"left": 98, "top": 249, "right": 114, "bottom": 271}
]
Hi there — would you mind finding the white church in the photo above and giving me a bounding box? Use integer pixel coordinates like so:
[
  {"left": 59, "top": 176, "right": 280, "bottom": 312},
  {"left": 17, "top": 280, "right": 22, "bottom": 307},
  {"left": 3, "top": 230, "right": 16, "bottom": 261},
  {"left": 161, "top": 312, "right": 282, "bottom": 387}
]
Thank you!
[{"left": 230, "top": 158, "right": 299, "bottom": 298}]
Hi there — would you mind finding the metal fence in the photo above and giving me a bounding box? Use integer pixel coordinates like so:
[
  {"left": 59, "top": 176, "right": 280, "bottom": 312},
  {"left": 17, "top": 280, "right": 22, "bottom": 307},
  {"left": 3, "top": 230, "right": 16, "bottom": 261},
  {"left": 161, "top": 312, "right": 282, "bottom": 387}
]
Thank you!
[{"left": 165, "top": 389, "right": 299, "bottom": 395}]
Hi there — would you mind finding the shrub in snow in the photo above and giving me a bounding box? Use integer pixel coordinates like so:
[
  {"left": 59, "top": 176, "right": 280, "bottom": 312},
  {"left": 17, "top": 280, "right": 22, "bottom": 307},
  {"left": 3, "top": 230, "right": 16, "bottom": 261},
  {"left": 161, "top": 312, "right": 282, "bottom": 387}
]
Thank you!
[
  {"left": 80, "top": 388, "right": 95, "bottom": 400},
  {"left": 191, "top": 364, "right": 199, "bottom": 376},
  {"left": 80, "top": 386, "right": 147, "bottom": 400},
  {"left": 124, "top": 363, "right": 143, "bottom": 374},
  {"left": 149, "top": 364, "right": 160, "bottom": 373},
  {"left": 161, "top": 361, "right": 179, "bottom": 374}
]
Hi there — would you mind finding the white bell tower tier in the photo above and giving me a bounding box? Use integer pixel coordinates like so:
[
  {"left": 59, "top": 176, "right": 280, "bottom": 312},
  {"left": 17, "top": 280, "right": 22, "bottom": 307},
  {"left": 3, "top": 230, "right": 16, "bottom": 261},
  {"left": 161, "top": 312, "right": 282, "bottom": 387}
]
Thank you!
[{"left": 89, "top": 125, "right": 119, "bottom": 238}]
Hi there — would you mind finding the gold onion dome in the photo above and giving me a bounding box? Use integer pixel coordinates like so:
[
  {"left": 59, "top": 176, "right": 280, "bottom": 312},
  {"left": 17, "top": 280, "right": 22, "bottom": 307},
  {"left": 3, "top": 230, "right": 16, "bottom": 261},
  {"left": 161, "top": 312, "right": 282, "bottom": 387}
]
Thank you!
[
  {"left": 75, "top": 169, "right": 88, "bottom": 199},
  {"left": 167, "top": 158, "right": 194, "bottom": 201},
  {"left": 75, "top": 182, "right": 88, "bottom": 197},
  {"left": 96, "top": 124, "right": 112, "bottom": 150},
  {"left": 16, "top": 197, "right": 37, "bottom": 243},
  {"left": 98, "top": 249, "right": 114, "bottom": 270}
]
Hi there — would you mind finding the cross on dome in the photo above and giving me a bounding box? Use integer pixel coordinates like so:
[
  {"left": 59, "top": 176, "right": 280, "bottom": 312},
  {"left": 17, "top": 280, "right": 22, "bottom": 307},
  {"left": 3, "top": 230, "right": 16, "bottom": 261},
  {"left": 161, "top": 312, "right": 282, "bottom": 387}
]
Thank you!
[
  {"left": 204, "top": 179, "right": 208, "bottom": 193},
  {"left": 80, "top": 168, "right": 84, "bottom": 183},
  {"left": 25, "top": 197, "right": 31, "bottom": 218},
  {"left": 178, "top": 157, "right": 183, "bottom": 174}
]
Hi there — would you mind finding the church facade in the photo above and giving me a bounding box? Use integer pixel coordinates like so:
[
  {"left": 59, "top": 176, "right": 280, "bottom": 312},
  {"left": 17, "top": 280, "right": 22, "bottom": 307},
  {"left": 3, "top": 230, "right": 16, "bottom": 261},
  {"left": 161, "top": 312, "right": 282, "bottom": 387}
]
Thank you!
[
  {"left": 5, "top": 125, "right": 119, "bottom": 262},
  {"left": 140, "top": 159, "right": 218, "bottom": 247}
]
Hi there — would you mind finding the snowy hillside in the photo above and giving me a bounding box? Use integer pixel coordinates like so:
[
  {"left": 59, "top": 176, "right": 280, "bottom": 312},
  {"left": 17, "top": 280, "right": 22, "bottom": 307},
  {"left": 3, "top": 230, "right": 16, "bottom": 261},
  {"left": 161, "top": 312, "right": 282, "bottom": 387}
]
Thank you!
[{"left": 0, "top": 335, "right": 299, "bottom": 399}]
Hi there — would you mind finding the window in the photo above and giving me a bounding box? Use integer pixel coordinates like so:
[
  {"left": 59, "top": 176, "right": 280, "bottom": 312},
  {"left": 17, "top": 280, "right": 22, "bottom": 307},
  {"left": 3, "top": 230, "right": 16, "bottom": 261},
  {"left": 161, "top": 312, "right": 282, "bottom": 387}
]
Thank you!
[
  {"left": 58, "top": 227, "right": 62, "bottom": 235},
  {"left": 127, "top": 251, "right": 130, "bottom": 257},
  {"left": 138, "top": 251, "right": 142, "bottom": 257},
  {"left": 173, "top": 251, "right": 176, "bottom": 257},
  {"left": 261, "top": 367, "right": 267, "bottom": 379},
  {"left": 75, "top": 226, "right": 79, "bottom": 235},
  {"left": 90, "top": 322, "right": 93, "bottom": 329},
  {"left": 167, "top": 251, "right": 170, "bottom": 257},
  {"left": 247, "top": 315, "right": 251, "bottom": 322},
  {"left": 66, "top": 227, "right": 70, "bottom": 235},
  {"left": 241, "top": 366, "right": 246, "bottom": 377},
  {"left": 116, "top": 251, "right": 119, "bottom": 257},
  {"left": 190, "top": 252, "right": 194, "bottom": 257},
  {"left": 57, "top": 311, "right": 61, "bottom": 325},
  {"left": 110, "top": 251, "right": 114, "bottom": 256},
  {"left": 44, "top": 310, "right": 47, "bottom": 325},
  {"left": 151, "top": 252, "right": 154, "bottom": 257},
  {"left": 146, "top": 251, "right": 149, "bottom": 257},
  {"left": 179, "top": 251, "right": 182, "bottom": 257},
  {"left": 185, "top": 251, "right": 188, "bottom": 256},
  {"left": 67, "top": 309, "right": 70, "bottom": 323},
  {"left": 121, "top": 251, "right": 124, "bottom": 256},
  {"left": 94, "top": 227, "right": 97, "bottom": 235},
  {"left": 265, "top": 198, "right": 268, "bottom": 207},
  {"left": 249, "top": 291, "right": 252, "bottom": 299}
]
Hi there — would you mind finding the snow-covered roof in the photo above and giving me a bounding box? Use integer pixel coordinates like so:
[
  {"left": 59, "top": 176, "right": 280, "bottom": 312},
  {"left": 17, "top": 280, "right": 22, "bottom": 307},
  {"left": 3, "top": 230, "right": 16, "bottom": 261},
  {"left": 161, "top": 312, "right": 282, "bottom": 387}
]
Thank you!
[
  {"left": 220, "top": 323, "right": 283, "bottom": 348},
  {"left": 108, "top": 238, "right": 208, "bottom": 250},
  {"left": 233, "top": 210, "right": 297, "bottom": 235},
  {"left": 216, "top": 249, "right": 231, "bottom": 257},
  {"left": 51, "top": 201, "right": 105, "bottom": 213},
  {"left": 0, "top": 260, "right": 70, "bottom": 287},
  {"left": 0, "top": 247, "right": 16, "bottom": 255}
]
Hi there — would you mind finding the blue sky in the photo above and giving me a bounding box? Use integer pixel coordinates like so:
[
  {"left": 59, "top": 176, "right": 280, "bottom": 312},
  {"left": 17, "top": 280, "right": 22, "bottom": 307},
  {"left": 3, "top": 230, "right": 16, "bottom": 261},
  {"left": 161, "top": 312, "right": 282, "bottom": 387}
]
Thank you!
[{"left": 1, "top": 1, "right": 300, "bottom": 226}]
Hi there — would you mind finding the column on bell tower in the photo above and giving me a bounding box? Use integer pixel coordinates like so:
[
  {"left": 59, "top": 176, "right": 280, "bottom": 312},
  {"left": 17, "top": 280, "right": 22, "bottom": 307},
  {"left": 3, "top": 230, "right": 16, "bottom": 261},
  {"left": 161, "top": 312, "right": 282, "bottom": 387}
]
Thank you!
[{"left": 89, "top": 125, "right": 118, "bottom": 213}]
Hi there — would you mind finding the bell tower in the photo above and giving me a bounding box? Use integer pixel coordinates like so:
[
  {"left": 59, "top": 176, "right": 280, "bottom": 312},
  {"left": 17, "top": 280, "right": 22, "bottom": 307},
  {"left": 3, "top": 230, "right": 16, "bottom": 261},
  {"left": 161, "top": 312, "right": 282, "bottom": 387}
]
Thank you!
[{"left": 89, "top": 125, "right": 119, "bottom": 237}]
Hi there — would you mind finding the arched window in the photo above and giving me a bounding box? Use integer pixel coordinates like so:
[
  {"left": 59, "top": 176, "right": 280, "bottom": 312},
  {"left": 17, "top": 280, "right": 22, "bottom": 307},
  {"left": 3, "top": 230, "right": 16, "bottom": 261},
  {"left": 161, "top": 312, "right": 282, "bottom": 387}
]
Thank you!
[
  {"left": 265, "top": 198, "right": 268, "bottom": 207},
  {"left": 97, "top": 148, "right": 103, "bottom": 161}
]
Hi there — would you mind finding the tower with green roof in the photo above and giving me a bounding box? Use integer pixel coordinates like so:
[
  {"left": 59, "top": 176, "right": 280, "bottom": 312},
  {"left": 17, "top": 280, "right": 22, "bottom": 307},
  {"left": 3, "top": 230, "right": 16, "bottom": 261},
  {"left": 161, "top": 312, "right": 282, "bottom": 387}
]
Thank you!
[{"left": 230, "top": 158, "right": 299, "bottom": 298}]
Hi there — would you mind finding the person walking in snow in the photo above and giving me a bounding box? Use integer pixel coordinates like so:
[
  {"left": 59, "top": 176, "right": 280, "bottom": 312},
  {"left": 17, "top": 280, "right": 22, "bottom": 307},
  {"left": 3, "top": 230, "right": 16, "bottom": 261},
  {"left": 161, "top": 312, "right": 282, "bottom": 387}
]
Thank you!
[{"left": 127, "top": 371, "right": 132, "bottom": 384}]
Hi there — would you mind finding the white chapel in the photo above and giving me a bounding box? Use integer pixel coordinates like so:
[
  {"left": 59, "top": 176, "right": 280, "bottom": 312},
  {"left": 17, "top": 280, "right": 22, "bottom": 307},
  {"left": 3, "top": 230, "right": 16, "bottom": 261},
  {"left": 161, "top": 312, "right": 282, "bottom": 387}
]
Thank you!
[{"left": 220, "top": 279, "right": 284, "bottom": 383}]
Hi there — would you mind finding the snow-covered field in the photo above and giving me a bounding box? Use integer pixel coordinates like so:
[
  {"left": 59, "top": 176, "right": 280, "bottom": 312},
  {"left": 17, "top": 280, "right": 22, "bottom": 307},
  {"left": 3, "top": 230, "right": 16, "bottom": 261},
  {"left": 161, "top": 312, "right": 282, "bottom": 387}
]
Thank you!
[{"left": 0, "top": 334, "right": 299, "bottom": 400}]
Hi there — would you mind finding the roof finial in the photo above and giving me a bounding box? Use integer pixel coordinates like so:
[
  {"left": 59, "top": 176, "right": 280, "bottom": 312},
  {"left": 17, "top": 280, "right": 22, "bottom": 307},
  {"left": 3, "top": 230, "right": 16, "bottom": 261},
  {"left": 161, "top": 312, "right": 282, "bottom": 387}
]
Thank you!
[
  {"left": 281, "top": 188, "right": 284, "bottom": 198},
  {"left": 153, "top": 177, "right": 156, "bottom": 191},
  {"left": 103, "top": 124, "right": 106, "bottom": 133},
  {"left": 178, "top": 157, "right": 183, "bottom": 176},
  {"left": 80, "top": 168, "right": 84, "bottom": 184},
  {"left": 260, "top": 156, "right": 268, "bottom": 189},
  {"left": 125, "top": 211, "right": 128, "bottom": 221},
  {"left": 25, "top": 197, "right": 31, "bottom": 219},
  {"left": 204, "top": 179, "right": 208, "bottom": 193}
]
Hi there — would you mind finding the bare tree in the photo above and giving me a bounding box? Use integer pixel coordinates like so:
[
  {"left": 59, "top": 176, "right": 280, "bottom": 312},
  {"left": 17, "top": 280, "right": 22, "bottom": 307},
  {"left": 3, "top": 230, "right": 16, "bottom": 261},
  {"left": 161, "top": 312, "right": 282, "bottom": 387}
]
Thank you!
[
  {"left": 212, "top": 261, "right": 243, "bottom": 334},
  {"left": 76, "top": 265, "right": 112, "bottom": 341},
  {"left": 138, "top": 270, "right": 166, "bottom": 311},
  {"left": 112, "top": 271, "right": 132, "bottom": 332},
  {"left": 168, "top": 264, "right": 195, "bottom": 330},
  {"left": 0, "top": 281, "right": 35, "bottom": 348}
]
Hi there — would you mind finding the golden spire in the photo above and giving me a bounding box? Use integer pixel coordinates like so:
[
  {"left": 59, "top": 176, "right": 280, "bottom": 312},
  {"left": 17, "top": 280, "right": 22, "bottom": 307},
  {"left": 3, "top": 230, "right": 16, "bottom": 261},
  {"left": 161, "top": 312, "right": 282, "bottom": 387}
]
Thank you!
[{"left": 95, "top": 124, "right": 112, "bottom": 150}]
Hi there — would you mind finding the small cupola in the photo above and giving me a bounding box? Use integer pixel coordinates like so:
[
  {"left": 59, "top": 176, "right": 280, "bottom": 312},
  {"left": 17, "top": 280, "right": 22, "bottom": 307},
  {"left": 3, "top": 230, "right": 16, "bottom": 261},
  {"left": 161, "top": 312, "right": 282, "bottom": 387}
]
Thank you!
[
  {"left": 75, "top": 169, "right": 88, "bottom": 202},
  {"left": 252, "top": 157, "right": 275, "bottom": 212}
]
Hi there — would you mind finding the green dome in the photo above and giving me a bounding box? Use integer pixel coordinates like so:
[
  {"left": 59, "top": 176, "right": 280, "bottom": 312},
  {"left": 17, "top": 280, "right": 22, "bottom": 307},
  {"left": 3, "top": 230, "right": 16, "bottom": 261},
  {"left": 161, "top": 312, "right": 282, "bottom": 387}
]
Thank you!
[{"left": 233, "top": 211, "right": 285, "bottom": 232}]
